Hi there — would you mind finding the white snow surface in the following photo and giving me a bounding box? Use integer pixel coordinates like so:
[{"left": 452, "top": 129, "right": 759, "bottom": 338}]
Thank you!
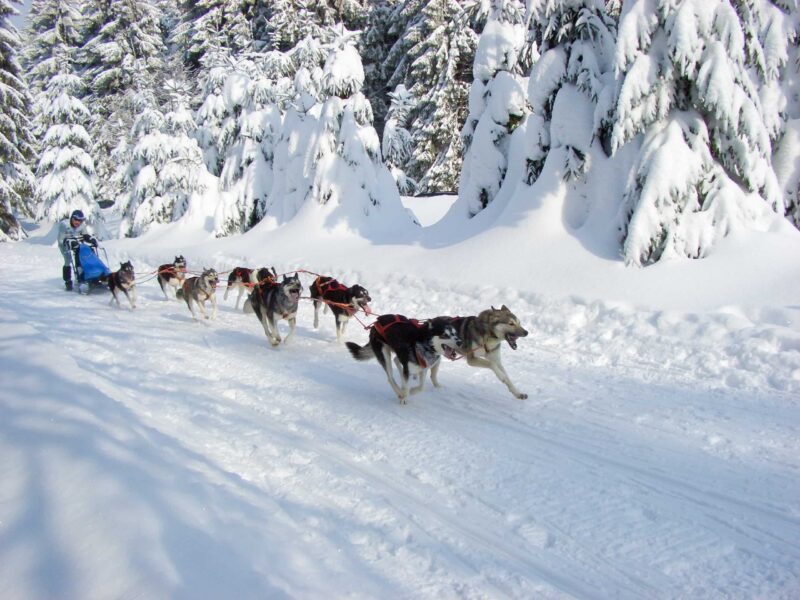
[{"left": 1, "top": 202, "right": 800, "bottom": 599}]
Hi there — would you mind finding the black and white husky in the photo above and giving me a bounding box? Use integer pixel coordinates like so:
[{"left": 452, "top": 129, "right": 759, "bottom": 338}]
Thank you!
[
  {"left": 245, "top": 273, "right": 302, "bottom": 346},
  {"left": 346, "top": 314, "right": 461, "bottom": 403},
  {"left": 310, "top": 275, "right": 371, "bottom": 343},
  {"left": 224, "top": 266, "right": 257, "bottom": 310},
  {"left": 157, "top": 255, "right": 187, "bottom": 300},
  {"left": 108, "top": 261, "right": 136, "bottom": 309},
  {"left": 178, "top": 267, "right": 219, "bottom": 320}
]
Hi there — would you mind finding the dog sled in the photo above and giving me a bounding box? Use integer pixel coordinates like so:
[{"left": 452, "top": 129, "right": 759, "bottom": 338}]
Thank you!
[{"left": 66, "top": 239, "right": 111, "bottom": 294}]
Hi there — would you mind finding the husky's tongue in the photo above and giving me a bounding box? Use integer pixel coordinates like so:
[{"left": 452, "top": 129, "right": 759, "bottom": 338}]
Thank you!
[
  {"left": 505, "top": 333, "right": 518, "bottom": 350},
  {"left": 361, "top": 304, "right": 372, "bottom": 315}
]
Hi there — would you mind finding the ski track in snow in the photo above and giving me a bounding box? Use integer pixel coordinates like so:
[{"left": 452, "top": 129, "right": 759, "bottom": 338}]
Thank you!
[{"left": 1, "top": 242, "right": 799, "bottom": 599}]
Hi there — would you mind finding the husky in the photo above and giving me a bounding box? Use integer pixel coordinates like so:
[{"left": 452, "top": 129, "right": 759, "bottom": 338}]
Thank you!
[
  {"left": 310, "top": 275, "right": 372, "bottom": 343},
  {"left": 108, "top": 261, "right": 137, "bottom": 309},
  {"left": 157, "top": 255, "right": 187, "bottom": 300},
  {"left": 224, "top": 266, "right": 257, "bottom": 310},
  {"left": 178, "top": 267, "right": 219, "bottom": 320},
  {"left": 247, "top": 272, "right": 302, "bottom": 346},
  {"left": 241, "top": 267, "right": 278, "bottom": 313},
  {"left": 450, "top": 305, "right": 529, "bottom": 399},
  {"left": 346, "top": 314, "right": 461, "bottom": 403}
]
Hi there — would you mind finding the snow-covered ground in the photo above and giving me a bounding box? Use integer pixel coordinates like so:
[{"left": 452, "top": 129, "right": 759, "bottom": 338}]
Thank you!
[{"left": 1, "top": 204, "right": 800, "bottom": 599}]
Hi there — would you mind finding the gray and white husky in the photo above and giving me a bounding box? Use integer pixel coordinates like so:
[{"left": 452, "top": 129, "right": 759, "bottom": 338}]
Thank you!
[
  {"left": 245, "top": 273, "right": 302, "bottom": 346},
  {"left": 450, "top": 305, "right": 529, "bottom": 399},
  {"left": 178, "top": 267, "right": 219, "bottom": 320},
  {"left": 346, "top": 314, "right": 461, "bottom": 403}
]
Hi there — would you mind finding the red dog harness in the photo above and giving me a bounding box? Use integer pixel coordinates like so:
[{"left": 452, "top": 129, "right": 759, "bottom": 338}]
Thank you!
[
  {"left": 372, "top": 315, "right": 423, "bottom": 341},
  {"left": 315, "top": 277, "right": 348, "bottom": 296}
]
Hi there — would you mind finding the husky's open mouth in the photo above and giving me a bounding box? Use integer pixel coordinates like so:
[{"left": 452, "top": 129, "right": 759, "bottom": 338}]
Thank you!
[
  {"left": 441, "top": 343, "right": 459, "bottom": 360},
  {"left": 289, "top": 289, "right": 301, "bottom": 301},
  {"left": 505, "top": 333, "right": 518, "bottom": 350}
]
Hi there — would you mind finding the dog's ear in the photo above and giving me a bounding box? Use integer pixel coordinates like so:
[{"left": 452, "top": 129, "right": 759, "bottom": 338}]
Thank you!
[
  {"left": 501, "top": 304, "right": 509, "bottom": 311},
  {"left": 491, "top": 305, "right": 497, "bottom": 311}
]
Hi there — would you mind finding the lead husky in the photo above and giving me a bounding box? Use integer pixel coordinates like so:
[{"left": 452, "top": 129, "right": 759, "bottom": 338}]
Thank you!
[
  {"left": 178, "top": 267, "right": 219, "bottom": 320},
  {"left": 450, "top": 305, "right": 529, "bottom": 399},
  {"left": 108, "top": 261, "right": 136, "bottom": 309},
  {"left": 246, "top": 273, "right": 302, "bottom": 346},
  {"left": 346, "top": 314, "right": 461, "bottom": 403},
  {"left": 157, "top": 255, "right": 187, "bottom": 300}
]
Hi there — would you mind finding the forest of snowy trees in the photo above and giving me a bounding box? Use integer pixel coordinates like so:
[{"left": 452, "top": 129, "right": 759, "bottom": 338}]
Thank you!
[{"left": 1, "top": 0, "right": 799, "bottom": 265}]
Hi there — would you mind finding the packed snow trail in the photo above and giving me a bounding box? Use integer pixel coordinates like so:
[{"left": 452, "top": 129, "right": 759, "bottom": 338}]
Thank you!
[{"left": 1, "top": 238, "right": 799, "bottom": 599}]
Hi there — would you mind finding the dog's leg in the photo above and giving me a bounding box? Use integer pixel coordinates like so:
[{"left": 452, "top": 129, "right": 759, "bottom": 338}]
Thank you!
[
  {"left": 380, "top": 346, "right": 405, "bottom": 402},
  {"left": 335, "top": 313, "right": 344, "bottom": 343},
  {"left": 159, "top": 278, "right": 169, "bottom": 300},
  {"left": 337, "top": 315, "right": 350, "bottom": 343},
  {"left": 210, "top": 293, "right": 218, "bottom": 320},
  {"left": 410, "top": 367, "right": 426, "bottom": 395},
  {"left": 196, "top": 298, "right": 210, "bottom": 320},
  {"left": 268, "top": 315, "right": 281, "bottom": 346},
  {"left": 485, "top": 349, "right": 527, "bottom": 400},
  {"left": 430, "top": 360, "right": 442, "bottom": 388},
  {"left": 186, "top": 297, "right": 199, "bottom": 320},
  {"left": 258, "top": 312, "right": 275, "bottom": 344},
  {"left": 235, "top": 286, "right": 244, "bottom": 310},
  {"left": 224, "top": 282, "right": 231, "bottom": 301},
  {"left": 109, "top": 288, "right": 119, "bottom": 308},
  {"left": 130, "top": 286, "right": 137, "bottom": 309},
  {"left": 398, "top": 353, "right": 411, "bottom": 402},
  {"left": 284, "top": 316, "right": 297, "bottom": 344},
  {"left": 313, "top": 299, "right": 320, "bottom": 329}
]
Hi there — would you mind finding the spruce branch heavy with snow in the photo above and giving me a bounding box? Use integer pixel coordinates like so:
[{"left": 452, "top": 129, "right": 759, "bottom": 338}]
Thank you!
[
  {"left": 453, "top": 0, "right": 527, "bottom": 218},
  {"left": 120, "top": 89, "right": 207, "bottom": 236},
  {"left": 33, "top": 68, "right": 99, "bottom": 224},
  {"left": 611, "top": 0, "right": 788, "bottom": 266}
]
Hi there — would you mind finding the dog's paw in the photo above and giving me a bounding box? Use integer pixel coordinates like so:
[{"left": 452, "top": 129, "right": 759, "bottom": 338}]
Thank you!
[{"left": 516, "top": 392, "right": 528, "bottom": 400}]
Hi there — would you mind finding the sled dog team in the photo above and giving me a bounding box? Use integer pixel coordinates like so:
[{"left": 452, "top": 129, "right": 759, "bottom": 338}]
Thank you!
[{"left": 105, "top": 255, "right": 529, "bottom": 403}]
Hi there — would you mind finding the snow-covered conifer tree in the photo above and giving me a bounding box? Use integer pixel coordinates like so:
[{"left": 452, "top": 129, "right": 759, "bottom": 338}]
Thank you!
[
  {"left": 120, "top": 88, "right": 207, "bottom": 236},
  {"left": 612, "top": 0, "right": 785, "bottom": 266},
  {"left": 300, "top": 26, "right": 415, "bottom": 235},
  {"left": 524, "top": 0, "right": 616, "bottom": 186},
  {"left": 81, "top": 0, "right": 166, "bottom": 205},
  {"left": 454, "top": 0, "right": 527, "bottom": 218},
  {"left": 195, "top": 55, "right": 230, "bottom": 176},
  {"left": 215, "top": 54, "right": 284, "bottom": 235},
  {"left": 22, "top": 0, "right": 82, "bottom": 106},
  {"left": 265, "top": 66, "right": 323, "bottom": 224},
  {"left": 0, "top": 0, "right": 35, "bottom": 240},
  {"left": 384, "top": 0, "right": 478, "bottom": 194},
  {"left": 382, "top": 85, "right": 417, "bottom": 194},
  {"left": 740, "top": 0, "right": 800, "bottom": 229},
  {"left": 34, "top": 65, "right": 98, "bottom": 223}
]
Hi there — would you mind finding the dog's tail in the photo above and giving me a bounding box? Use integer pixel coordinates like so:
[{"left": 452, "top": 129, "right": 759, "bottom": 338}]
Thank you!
[{"left": 346, "top": 341, "right": 374, "bottom": 361}]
